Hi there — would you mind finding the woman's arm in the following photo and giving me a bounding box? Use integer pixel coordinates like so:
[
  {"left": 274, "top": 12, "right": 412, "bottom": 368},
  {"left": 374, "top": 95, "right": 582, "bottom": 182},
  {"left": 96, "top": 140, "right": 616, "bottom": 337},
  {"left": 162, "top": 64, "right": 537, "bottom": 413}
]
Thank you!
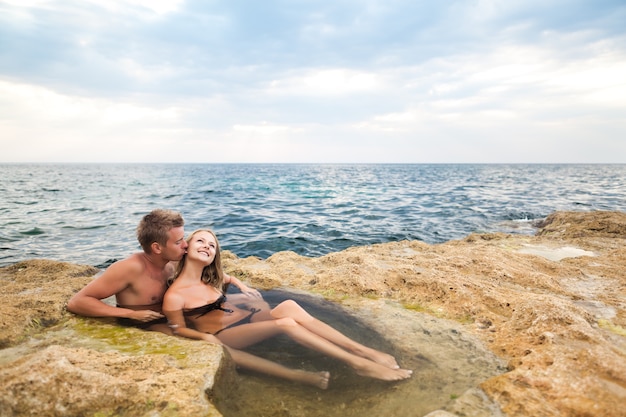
[
  {"left": 162, "top": 291, "right": 222, "bottom": 344},
  {"left": 164, "top": 309, "right": 222, "bottom": 344},
  {"left": 224, "top": 273, "right": 262, "bottom": 298}
]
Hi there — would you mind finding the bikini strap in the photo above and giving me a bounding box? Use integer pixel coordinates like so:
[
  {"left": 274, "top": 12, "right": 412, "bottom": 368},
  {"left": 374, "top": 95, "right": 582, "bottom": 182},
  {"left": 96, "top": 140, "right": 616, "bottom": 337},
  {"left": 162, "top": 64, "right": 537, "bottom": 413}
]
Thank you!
[{"left": 184, "top": 294, "right": 234, "bottom": 318}]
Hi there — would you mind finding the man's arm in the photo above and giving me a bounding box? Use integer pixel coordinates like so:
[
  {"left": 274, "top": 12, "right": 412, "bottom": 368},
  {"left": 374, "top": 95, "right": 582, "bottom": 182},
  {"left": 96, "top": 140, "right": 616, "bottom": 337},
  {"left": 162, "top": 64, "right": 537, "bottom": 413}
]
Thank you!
[{"left": 66, "top": 257, "right": 163, "bottom": 322}]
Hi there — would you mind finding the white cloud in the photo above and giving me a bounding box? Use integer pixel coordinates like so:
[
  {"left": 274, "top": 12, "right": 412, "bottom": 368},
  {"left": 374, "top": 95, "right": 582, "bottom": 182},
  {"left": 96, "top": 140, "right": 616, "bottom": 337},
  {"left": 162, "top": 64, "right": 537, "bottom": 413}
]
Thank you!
[
  {"left": 267, "top": 68, "right": 382, "bottom": 96},
  {"left": 233, "top": 122, "right": 301, "bottom": 135},
  {"left": 5, "top": 0, "right": 185, "bottom": 16},
  {"left": 0, "top": 80, "right": 180, "bottom": 126},
  {"left": 1, "top": 1, "right": 625, "bottom": 163},
  {"left": 117, "top": 58, "right": 179, "bottom": 83},
  {"left": 120, "top": 0, "right": 183, "bottom": 15}
]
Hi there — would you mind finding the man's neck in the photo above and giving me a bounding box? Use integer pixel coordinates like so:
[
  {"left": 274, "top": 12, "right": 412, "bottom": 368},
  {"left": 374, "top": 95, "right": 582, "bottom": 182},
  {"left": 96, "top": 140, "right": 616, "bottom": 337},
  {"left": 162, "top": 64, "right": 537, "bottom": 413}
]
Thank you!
[{"left": 142, "top": 252, "right": 168, "bottom": 270}]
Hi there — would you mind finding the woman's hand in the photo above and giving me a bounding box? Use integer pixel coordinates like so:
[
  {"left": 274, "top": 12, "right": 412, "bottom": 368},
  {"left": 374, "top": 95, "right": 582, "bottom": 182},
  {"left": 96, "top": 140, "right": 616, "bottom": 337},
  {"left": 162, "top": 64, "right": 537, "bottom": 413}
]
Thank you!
[
  {"left": 226, "top": 274, "right": 263, "bottom": 299},
  {"left": 240, "top": 286, "right": 263, "bottom": 299}
]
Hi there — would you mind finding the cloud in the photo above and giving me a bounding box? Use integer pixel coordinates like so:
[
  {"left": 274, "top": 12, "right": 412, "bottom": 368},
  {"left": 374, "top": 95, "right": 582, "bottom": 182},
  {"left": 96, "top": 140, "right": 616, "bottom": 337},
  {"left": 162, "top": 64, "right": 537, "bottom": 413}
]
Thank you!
[
  {"left": 266, "top": 68, "right": 382, "bottom": 97},
  {"left": 1, "top": 0, "right": 625, "bottom": 162}
]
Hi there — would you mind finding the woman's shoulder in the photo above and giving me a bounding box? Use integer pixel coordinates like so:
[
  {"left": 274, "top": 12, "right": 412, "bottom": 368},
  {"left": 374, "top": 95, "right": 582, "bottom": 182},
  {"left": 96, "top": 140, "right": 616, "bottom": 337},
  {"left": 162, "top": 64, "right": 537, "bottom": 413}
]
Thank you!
[
  {"left": 162, "top": 286, "right": 186, "bottom": 310},
  {"left": 164, "top": 279, "right": 188, "bottom": 298},
  {"left": 165, "top": 279, "right": 211, "bottom": 300}
]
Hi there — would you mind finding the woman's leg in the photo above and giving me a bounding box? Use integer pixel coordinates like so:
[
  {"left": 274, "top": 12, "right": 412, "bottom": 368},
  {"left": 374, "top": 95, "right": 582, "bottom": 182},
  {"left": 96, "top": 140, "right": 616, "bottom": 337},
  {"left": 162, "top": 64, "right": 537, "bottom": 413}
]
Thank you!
[
  {"left": 217, "top": 318, "right": 412, "bottom": 381},
  {"left": 225, "top": 347, "right": 330, "bottom": 389},
  {"left": 269, "top": 300, "right": 400, "bottom": 369}
]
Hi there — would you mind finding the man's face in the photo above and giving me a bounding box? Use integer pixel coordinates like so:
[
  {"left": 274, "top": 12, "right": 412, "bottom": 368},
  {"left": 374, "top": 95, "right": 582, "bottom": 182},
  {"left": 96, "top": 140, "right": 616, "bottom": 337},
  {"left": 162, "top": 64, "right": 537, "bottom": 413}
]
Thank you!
[{"left": 161, "top": 226, "right": 188, "bottom": 261}]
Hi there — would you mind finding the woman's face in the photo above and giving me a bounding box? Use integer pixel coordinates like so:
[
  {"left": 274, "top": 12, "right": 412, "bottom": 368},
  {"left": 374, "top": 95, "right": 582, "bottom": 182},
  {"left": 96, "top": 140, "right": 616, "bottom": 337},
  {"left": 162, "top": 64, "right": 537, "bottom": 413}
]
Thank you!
[{"left": 187, "top": 230, "right": 218, "bottom": 265}]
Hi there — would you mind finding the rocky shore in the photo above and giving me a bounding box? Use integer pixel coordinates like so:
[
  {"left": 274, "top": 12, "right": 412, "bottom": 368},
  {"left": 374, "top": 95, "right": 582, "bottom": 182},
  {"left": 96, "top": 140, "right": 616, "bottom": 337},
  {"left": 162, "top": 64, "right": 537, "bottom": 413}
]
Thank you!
[{"left": 1, "top": 211, "right": 625, "bottom": 417}]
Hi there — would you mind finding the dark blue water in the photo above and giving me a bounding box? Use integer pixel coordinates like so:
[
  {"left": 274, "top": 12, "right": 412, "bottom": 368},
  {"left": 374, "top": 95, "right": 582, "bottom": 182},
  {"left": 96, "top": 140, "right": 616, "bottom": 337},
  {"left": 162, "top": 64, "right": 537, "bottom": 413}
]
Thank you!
[{"left": 1, "top": 163, "right": 624, "bottom": 268}]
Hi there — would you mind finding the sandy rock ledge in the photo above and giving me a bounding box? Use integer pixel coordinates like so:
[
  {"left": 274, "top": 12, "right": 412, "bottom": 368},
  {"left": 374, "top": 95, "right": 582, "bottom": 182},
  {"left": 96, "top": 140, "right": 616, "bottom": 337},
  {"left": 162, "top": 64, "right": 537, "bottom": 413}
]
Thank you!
[
  {"left": 0, "top": 260, "right": 228, "bottom": 417},
  {"left": 0, "top": 210, "right": 625, "bottom": 417}
]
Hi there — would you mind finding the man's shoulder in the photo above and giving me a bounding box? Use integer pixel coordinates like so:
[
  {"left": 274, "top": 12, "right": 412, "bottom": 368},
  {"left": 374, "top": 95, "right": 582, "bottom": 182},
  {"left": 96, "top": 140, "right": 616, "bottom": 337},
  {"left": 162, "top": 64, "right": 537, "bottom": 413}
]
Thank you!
[
  {"left": 113, "top": 253, "right": 145, "bottom": 266},
  {"left": 104, "top": 253, "right": 146, "bottom": 277}
]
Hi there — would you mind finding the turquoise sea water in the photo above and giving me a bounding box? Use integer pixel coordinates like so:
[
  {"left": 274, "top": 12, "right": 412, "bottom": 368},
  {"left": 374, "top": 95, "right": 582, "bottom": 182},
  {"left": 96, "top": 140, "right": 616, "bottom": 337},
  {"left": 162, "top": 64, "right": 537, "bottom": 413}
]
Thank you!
[{"left": 1, "top": 163, "right": 624, "bottom": 268}]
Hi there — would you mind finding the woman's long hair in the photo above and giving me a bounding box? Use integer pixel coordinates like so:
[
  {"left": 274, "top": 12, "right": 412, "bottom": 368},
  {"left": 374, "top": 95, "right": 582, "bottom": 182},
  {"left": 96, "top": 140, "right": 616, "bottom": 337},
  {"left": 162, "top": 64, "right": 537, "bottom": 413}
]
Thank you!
[{"left": 169, "top": 229, "right": 225, "bottom": 290}]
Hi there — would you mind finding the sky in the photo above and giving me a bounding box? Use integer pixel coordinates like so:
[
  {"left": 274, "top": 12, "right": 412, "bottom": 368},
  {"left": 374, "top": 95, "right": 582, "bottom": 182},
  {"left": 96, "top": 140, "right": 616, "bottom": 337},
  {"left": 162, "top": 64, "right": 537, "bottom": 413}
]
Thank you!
[{"left": 1, "top": 0, "right": 625, "bottom": 163}]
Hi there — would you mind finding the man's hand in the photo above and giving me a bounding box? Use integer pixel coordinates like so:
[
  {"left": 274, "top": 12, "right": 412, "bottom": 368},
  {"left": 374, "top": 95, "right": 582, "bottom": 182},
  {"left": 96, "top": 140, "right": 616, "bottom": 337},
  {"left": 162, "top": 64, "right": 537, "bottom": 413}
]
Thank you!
[{"left": 127, "top": 310, "right": 165, "bottom": 322}]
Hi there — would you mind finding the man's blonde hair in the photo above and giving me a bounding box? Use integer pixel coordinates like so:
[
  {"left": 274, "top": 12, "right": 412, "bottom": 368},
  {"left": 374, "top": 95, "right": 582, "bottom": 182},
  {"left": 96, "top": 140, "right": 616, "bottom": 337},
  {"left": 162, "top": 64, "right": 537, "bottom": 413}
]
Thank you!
[{"left": 136, "top": 209, "right": 184, "bottom": 253}]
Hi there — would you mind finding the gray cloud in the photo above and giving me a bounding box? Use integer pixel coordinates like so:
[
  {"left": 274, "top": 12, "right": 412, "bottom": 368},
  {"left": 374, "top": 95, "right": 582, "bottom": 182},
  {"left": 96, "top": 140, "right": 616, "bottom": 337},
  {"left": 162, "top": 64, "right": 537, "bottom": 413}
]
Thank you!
[{"left": 0, "top": 0, "right": 624, "bottom": 163}]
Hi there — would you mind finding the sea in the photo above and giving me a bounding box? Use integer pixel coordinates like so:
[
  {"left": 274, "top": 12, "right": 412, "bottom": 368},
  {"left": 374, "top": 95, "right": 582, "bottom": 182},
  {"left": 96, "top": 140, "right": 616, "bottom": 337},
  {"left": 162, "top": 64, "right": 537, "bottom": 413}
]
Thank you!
[{"left": 1, "top": 163, "right": 624, "bottom": 269}]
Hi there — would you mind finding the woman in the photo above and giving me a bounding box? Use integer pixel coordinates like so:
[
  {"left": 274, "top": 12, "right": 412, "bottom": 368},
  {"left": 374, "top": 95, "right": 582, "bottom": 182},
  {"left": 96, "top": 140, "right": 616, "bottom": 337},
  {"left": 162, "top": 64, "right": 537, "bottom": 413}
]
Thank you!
[{"left": 162, "top": 229, "right": 413, "bottom": 387}]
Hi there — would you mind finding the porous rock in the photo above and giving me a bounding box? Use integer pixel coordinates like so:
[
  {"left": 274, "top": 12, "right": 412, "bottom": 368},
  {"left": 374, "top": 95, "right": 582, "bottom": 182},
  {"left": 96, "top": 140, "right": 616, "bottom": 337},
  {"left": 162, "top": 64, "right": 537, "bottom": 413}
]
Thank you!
[{"left": 1, "top": 210, "right": 625, "bottom": 417}]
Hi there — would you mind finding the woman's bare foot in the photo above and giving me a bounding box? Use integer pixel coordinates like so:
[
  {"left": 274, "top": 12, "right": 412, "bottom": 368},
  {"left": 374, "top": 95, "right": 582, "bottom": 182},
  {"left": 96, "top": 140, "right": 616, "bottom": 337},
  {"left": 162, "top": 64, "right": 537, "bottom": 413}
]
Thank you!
[
  {"left": 353, "top": 358, "right": 412, "bottom": 381},
  {"left": 355, "top": 346, "right": 400, "bottom": 369},
  {"left": 296, "top": 370, "right": 330, "bottom": 389}
]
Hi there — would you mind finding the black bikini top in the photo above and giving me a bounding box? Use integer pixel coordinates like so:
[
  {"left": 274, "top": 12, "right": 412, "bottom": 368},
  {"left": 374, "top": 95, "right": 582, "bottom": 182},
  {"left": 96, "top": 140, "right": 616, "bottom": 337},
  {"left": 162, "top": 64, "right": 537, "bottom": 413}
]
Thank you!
[{"left": 183, "top": 294, "right": 234, "bottom": 318}]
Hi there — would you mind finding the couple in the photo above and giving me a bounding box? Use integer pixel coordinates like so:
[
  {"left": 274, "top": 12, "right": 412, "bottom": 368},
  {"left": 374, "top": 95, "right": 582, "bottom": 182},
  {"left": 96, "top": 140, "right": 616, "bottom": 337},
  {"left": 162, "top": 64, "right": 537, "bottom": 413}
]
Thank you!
[{"left": 67, "top": 209, "right": 412, "bottom": 389}]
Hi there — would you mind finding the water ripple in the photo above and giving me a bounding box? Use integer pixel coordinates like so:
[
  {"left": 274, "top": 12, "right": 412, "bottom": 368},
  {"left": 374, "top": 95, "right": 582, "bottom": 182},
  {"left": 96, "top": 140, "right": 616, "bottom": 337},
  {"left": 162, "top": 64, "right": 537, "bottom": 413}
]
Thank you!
[{"left": 1, "top": 163, "right": 625, "bottom": 267}]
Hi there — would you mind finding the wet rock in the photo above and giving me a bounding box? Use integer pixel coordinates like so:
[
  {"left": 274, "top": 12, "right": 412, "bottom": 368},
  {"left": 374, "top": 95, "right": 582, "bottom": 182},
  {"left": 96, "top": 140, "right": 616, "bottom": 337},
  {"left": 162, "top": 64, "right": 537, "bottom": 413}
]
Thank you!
[
  {"left": 1, "top": 210, "right": 625, "bottom": 417},
  {"left": 0, "top": 318, "right": 227, "bottom": 417},
  {"left": 228, "top": 210, "right": 626, "bottom": 417},
  {"left": 0, "top": 260, "right": 99, "bottom": 348},
  {"left": 1, "top": 344, "right": 220, "bottom": 416},
  {"left": 536, "top": 210, "right": 626, "bottom": 239}
]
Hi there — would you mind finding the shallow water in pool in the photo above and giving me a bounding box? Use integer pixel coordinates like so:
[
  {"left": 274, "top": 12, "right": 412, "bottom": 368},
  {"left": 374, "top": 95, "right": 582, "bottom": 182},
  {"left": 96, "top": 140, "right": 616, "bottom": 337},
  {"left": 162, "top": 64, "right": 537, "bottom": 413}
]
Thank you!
[{"left": 213, "top": 290, "right": 506, "bottom": 417}]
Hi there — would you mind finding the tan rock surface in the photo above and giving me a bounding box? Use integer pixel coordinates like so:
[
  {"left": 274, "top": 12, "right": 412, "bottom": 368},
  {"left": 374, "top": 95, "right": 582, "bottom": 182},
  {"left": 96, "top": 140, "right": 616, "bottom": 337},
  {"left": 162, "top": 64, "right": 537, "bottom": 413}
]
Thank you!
[
  {"left": 0, "top": 210, "right": 624, "bottom": 417},
  {"left": 0, "top": 260, "right": 99, "bottom": 348},
  {"left": 1, "top": 342, "right": 225, "bottom": 417},
  {"left": 0, "top": 260, "right": 227, "bottom": 417},
  {"left": 225, "top": 211, "right": 626, "bottom": 417}
]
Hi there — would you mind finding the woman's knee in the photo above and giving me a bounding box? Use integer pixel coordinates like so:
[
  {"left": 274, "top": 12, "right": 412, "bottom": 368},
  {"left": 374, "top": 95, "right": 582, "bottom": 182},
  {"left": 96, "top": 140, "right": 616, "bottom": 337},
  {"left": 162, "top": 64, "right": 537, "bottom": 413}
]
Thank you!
[
  {"left": 279, "top": 299, "right": 302, "bottom": 311},
  {"left": 271, "top": 299, "right": 303, "bottom": 317},
  {"left": 271, "top": 299, "right": 313, "bottom": 321}
]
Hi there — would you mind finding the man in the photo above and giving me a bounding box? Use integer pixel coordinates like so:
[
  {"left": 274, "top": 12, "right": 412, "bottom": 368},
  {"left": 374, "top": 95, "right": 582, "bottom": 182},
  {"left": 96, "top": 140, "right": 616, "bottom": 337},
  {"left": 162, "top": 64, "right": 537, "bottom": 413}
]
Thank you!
[{"left": 67, "top": 209, "right": 188, "bottom": 333}]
